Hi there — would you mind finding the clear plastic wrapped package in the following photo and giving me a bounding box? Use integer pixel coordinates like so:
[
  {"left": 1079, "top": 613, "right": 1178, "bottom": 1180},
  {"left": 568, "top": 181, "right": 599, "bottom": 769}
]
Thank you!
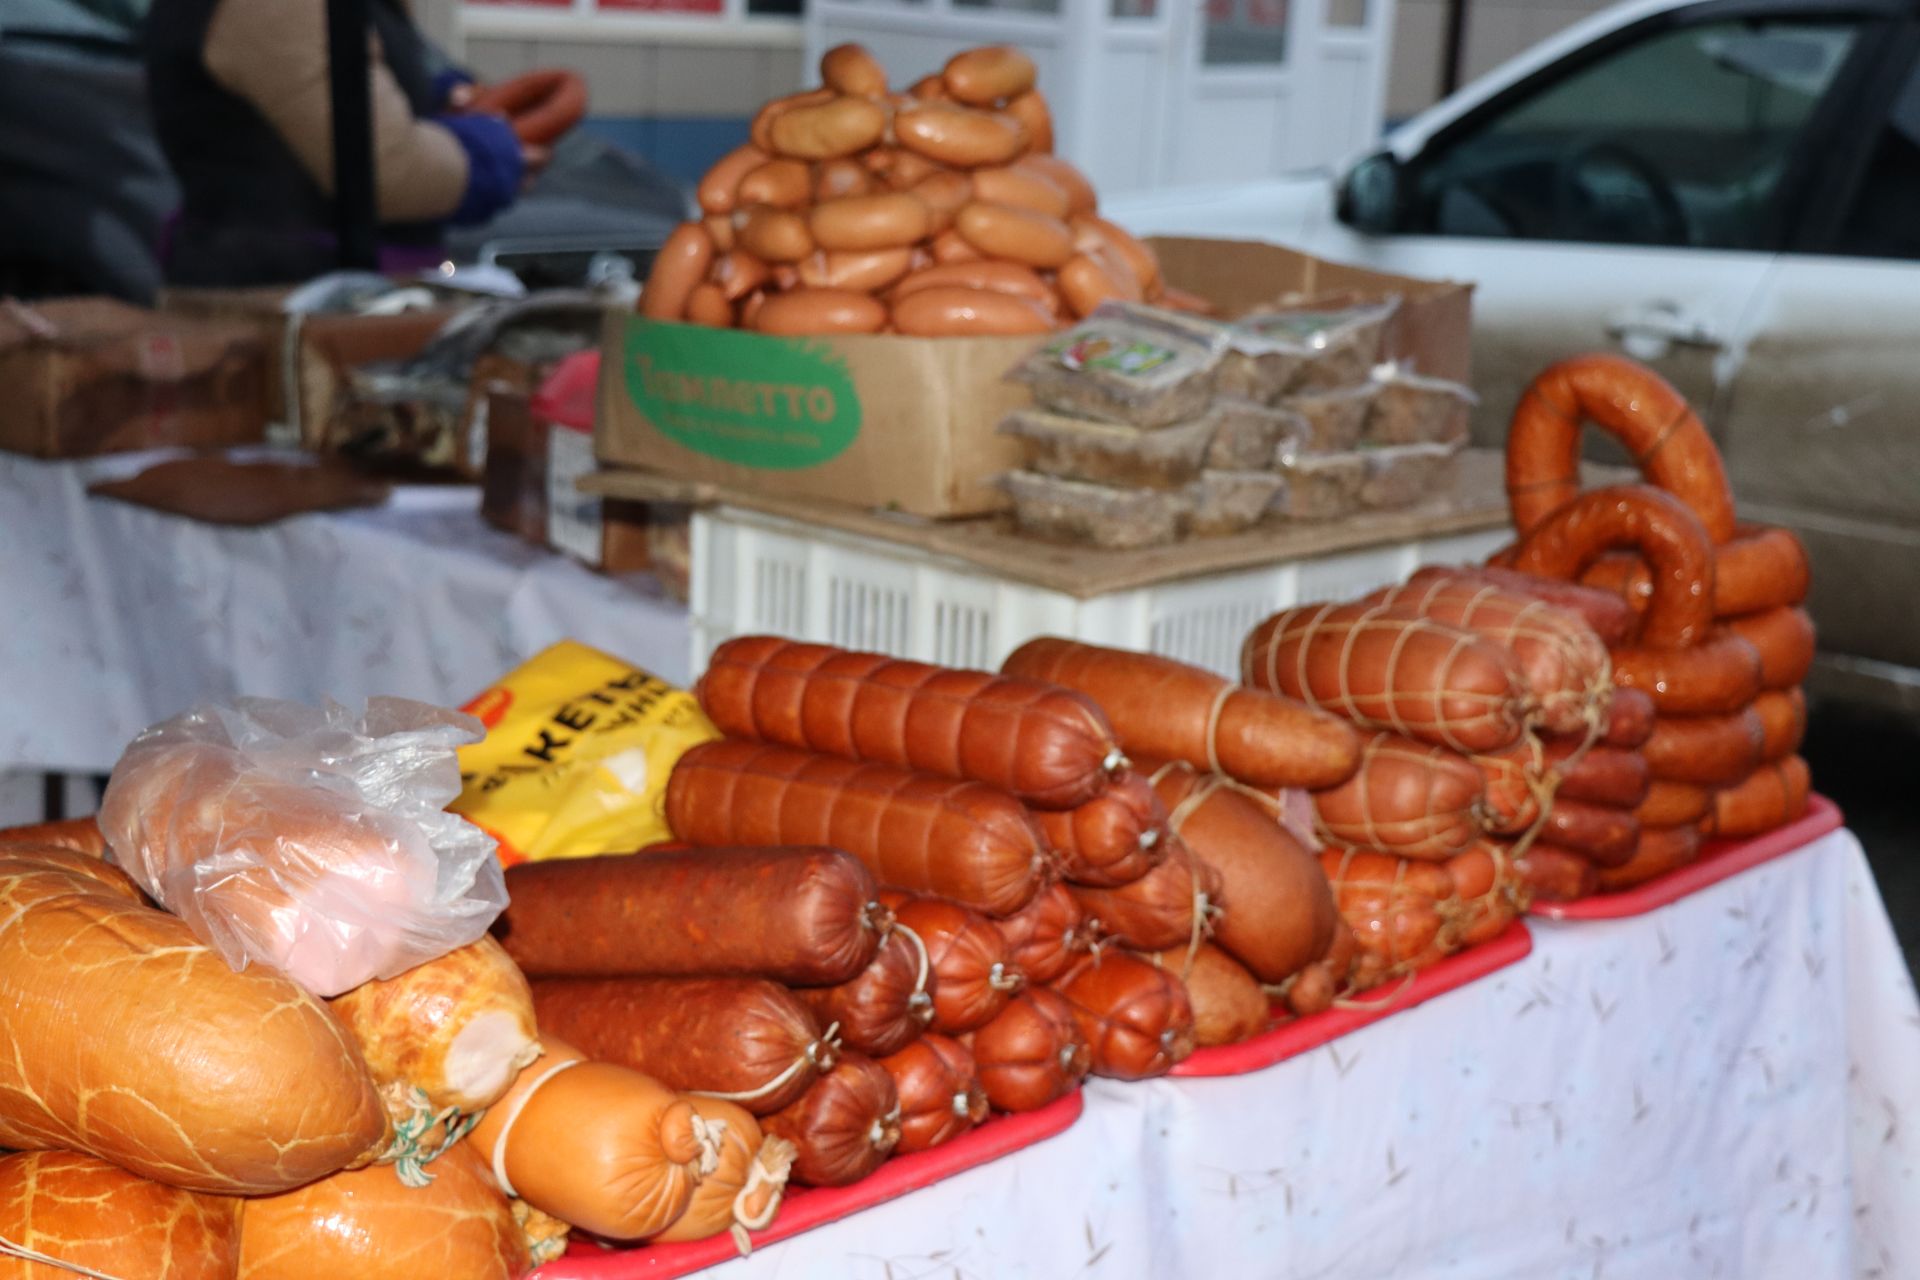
[
  {"left": 1282, "top": 383, "right": 1379, "bottom": 452},
  {"left": 100, "top": 696, "right": 506, "bottom": 996},
  {"left": 999, "top": 406, "right": 1215, "bottom": 490},
  {"left": 1272, "top": 450, "right": 1368, "bottom": 522},
  {"left": 1001, "top": 469, "right": 1195, "bottom": 548},
  {"left": 1215, "top": 330, "right": 1317, "bottom": 403},
  {"left": 1188, "top": 469, "right": 1287, "bottom": 536},
  {"left": 1240, "top": 297, "right": 1400, "bottom": 390},
  {"left": 1007, "top": 302, "right": 1227, "bottom": 428},
  {"left": 1205, "top": 398, "right": 1305, "bottom": 470},
  {"left": 1364, "top": 368, "right": 1477, "bottom": 446},
  {"left": 1359, "top": 440, "right": 1465, "bottom": 510}
]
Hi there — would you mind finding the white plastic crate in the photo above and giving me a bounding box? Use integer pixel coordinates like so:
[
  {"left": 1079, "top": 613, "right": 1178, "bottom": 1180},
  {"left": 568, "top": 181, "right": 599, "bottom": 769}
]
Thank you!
[{"left": 690, "top": 506, "right": 1512, "bottom": 680}]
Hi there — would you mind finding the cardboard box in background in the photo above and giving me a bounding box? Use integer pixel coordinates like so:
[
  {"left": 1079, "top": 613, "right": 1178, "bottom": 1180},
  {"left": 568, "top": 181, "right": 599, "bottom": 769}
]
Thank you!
[
  {"left": 594, "top": 237, "right": 1473, "bottom": 520},
  {"left": 0, "top": 297, "right": 269, "bottom": 458}
]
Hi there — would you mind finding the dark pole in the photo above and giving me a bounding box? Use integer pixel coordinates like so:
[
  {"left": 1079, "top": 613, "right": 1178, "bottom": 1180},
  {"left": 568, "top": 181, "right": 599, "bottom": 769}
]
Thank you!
[
  {"left": 325, "top": 0, "right": 379, "bottom": 270},
  {"left": 1440, "top": 0, "right": 1471, "bottom": 97}
]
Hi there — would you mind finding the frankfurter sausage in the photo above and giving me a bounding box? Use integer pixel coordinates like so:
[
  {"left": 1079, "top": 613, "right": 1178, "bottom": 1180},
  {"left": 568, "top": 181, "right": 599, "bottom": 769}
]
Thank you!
[
  {"left": 1149, "top": 763, "right": 1338, "bottom": 983},
  {"left": 696, "top": 144, "right": 768, "bottom": 216},
  {"left": 769, "top": 95, "right": 889, "bottom": 160},
  {"left": 1509, "top": 485, "right": 1716, "bottom": 649},
  {"left": 909, "top": 73, "right": 948, "bottom": 101},
  {"left": 970, "top": 163, "right": 1071, "bottom": 218},
  {"left": 697, "top": 636, "right": 1123, "bottom": 809},
  {"left": 497, "top": 847, "right": 887, "bottom": 986},
  {"left": 1068, "top": 837, "right": 1221, "bottom": 952},
  {"left": 1307, "top": 730, "right": 1488, "bottom": 861},
  {"left": 1058, "top": 250, "right": 1144, "bottom": 317},
  {"left": 929, "top": 228, "right": 983, "bottom": 262},
  {"left": 1754, "top": 687, "right": 1808, "bottom": 762},
  {"left": 736, "top": 158, "right": 812, "bottom": 209},
  {"left": 1636, "top": 779, "right": 1713, "bottom": 827},
  {"left": 0, "top": 814, "right": 105, "bottom": 856},
  {"left": 878, "top": 147, "right": 941, "bottom": 190},
  {"left": 943, "top": 45, "right": 1038, "bottom": 105},
  {"left": 1642, "top": 707, "right": 1765, "bottom": 786},
  {"left": 1242, "top": 600, "right": 1530, "bottom": 755},
  {"left": 896, "top": 102, "right": 1029, "bottom": 168},
  {"left": 1513, "top": 844, "right": 1598, "bottom": 902},
  {"left": 666, "top": 740, "right": 1047, "bottom": 917},
  {"left": 750, "top": 87, "right": 834, "bottom": 153},
  {"left": 1725, "top": 606, "right": 1815, "bottom": 691},
  {"left": 736, "top": 205, "right": 814, "bottom": 263},
  {"left": 682, "top": 282, "right": 733, "bottom": 327},
  {"left": 0, "top": 849, "right": 386, "bottom": 1195},
  {"left": 1541, "top": 798, "right": 1639, "bottom": 867},
  {"left": 1506, "top": 353, "right": 1736, "bottom": 544},
  {"left": 0, "top": 1150, "right": 242, "bottom": 1280},
  {"left": 1004, "top": 90, "right": 1055, "bottom": 154},
  {"left": 530, "top": 976, "right": 834, "bottom": 1115},
  {"left": 892, "top": 285, "right": 1056, "bottom": 336},
  {"left": 1012, "top": 156, "right": 1092, "bottom": 220},
  {"left": 641, "top": 223, "right": 716, "bottom": 321},
  {"left": 814, "top": 156, "right": 875, "bottom": 201},
  {"left": 887, "top": 894, "right": 1026, "bottom": 1034},
  {"left": 751, "top": 287, "right": 889, "bottom": 335},
  {"left": 711, "top": 248, "right": 769, "bottom": 302},
  {"left": 1069, "top": 215, "right": 1162, "bottom": 297},
  {"left": 1282, "top": 954, "right": 1339, "bottom": 1017},
  {"left": 648, "top": 1099, "right": 794, "bottom": 1246},
  {"left": 954, "top": 201, "right": 1074, "bottom": 267},
  {"left": 793, "top": 247, "right": 916, "bottom": 293},
  {"left": 1367, "top": 576, "right": 1612, "bottom": 734},
  {"left": 820, "top": 43, "right": 889, "bottom": 98},
  {"left": 995, "top": 879, "right": 1089, "bottom": 984},
  {"left": 1053, "top": 952, "right": 1196, "bottom": 1079},
  {"left": 1003, "top": 636, "right": 1364, "bottom": 791},
  {"left": 1600, "top": 686, "right": 1658, "bottom": 749},
  {"left": 809, "top": 192, "right": 933, "bottom": 251},
  {"left": 1413, "top": 563, "right": 1636, "bottom": 647},
  {"left": 1033, "top": 771, "right": 1169, "bottom": 888},
  {"left": 763, "top": 1053, "right": 900, "bottom": 1187},
  {"left": 1580, "top": 523, "right": 1812, "bottom": 620},
  {"left": 1140, "top": 942, "right": 1270, "bottom": 1047},
  {"left": 891, "top": 259, "right": 1057, "bottom": 309},
  {"left": 879, "top": 1035, "right": 987, "bottom": 1154},
  {"left": 908, "top": 169, "right": 974, "bottom": 232},
  {"left": 1547, "top": 741, "right": 1651, "bottom": 809},
  {"left": 1611, "top": 628, "right": 1765, "bottom": 715},
  {"left": 1594, "top": 823, "right": 1702, "bottom": 892},
  {"left": 798, "top": 925, "right": 934, "bottom": 1058},
  {"left": 1705, "top": 755, "right": 1810, "bottom": 839},
  {"left": 469, "top": 1038, "right": 713, "bottom": 1240},
  {"left": 964, "top": 988, "right": 1090, "bottom": 1112}
]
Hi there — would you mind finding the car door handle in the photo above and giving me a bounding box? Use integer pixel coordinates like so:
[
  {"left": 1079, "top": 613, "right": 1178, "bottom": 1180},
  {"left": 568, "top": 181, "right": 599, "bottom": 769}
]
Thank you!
[{"left": 1607, "top": 304, "right": 1722, "bottom": 350}]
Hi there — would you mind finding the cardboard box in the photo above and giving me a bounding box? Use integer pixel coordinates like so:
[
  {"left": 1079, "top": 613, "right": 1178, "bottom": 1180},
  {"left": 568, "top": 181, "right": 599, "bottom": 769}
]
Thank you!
[
  {"left": 594, "top": 237, "right": 1473, "bottom": 520},
  {"left": 0, "top": 298, "right": 269, "bottom": 458}
]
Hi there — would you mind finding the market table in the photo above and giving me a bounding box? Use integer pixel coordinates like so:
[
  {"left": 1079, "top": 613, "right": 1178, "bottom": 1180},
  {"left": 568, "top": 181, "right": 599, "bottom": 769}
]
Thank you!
[
  {"left": 546, "top": 823, "right": 1915, "bottom": 1280},
  {"left": 0, "top": 449, "right": 689, "bottom": 778}
]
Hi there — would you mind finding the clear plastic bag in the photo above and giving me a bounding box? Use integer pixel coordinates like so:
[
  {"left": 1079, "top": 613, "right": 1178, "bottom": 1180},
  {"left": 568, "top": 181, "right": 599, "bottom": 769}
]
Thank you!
[
  {"left": 100, "top": 696, "right": 506, "bottom": 997},
  {"left": 1007, "top": 302, "right": 1226, "bottom": 428}
]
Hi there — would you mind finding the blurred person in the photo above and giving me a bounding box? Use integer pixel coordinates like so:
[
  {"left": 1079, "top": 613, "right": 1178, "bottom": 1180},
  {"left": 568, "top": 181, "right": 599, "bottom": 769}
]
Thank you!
[{"left": 145, "top": 0, "right": 554, "bottom": 285}]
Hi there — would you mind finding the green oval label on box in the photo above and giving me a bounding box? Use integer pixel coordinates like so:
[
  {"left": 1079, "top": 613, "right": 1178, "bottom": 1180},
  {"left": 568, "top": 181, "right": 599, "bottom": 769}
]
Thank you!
[{"left": 622, "top": 318, "right": 861, "bottom": 470}]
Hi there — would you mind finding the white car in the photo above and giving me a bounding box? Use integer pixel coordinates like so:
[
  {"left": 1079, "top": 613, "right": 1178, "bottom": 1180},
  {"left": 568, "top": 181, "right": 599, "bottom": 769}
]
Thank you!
[{"left": 1110, "top": 0, "right": 1920, "bottom": 716}]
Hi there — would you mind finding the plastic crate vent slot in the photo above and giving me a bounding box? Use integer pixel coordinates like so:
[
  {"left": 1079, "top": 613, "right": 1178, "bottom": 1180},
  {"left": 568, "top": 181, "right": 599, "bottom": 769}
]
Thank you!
[
  {"left": 1149, "top": 598, "right": 1276, "bottom": 680},
  {"left": 830, "top": 577, "right": 909, "bottom": 654},
  {"left": 752, "top": 558, "right": 807, "bottom": 635},
  {"left": 932, "top": 601, "right": 992, "bottom": 670}
]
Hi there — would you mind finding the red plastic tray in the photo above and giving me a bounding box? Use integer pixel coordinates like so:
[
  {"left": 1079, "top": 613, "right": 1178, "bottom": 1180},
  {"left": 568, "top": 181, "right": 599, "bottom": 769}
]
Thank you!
[
  {"left": 529, "top": 1090, "right": 1084, "bottom": 1278},
  {"left": 1170, "top": 919, "right": 1533, "bottom": 1078},
  {"left": 1529, "top": 794, "right": 1843, "bottom": 922}
]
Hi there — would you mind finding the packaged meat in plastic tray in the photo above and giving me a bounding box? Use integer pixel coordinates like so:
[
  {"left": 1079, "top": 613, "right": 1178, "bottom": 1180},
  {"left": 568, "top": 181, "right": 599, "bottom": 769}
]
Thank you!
[
  {"left": 1272, "top": 450, "right": 1366, "bottom": 522},
  {"left": 1359, "top": 440, "right": 1464, "bottom": 510},
  {"left": 1363, "top": 367, "right": 1477, "bottom": 446},
  {"left": 1188, "top": 469, "right": 1286, "bottom": 536},
  {"left": 1216, "top": 328, "right": 1318, "bottom": 402},
  {"left": 1205, "top": 397, "right": 1305, "bottom": 470},
  {"left": 1239, "top": 297, "right": 1400, "bottom": 391},
  {"left": 998, "top": 406, "right": 1215, "bottom": 490},
  {"left": 1006, "top": 302, "right": 1226, "bottom": 429},
  {"left": 1282, "top": 383, "right": 1378, "bottom": 453},
  {"left": 1000, "top": 470, "right": 1195, "bottom": 548}
]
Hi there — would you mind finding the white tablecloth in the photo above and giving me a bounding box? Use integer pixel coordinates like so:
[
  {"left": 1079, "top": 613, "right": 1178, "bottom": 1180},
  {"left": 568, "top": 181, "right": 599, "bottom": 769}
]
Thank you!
[
  {"left": 677, "top": 829, "right": 1914, "bottom": 1280},
  {"left": 0, "top": 451, "right": 690, "bottom": 774}
]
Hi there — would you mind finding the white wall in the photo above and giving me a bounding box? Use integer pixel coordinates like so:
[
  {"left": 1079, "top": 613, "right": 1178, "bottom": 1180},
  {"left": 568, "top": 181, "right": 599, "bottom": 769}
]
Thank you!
[{"left": 1386, "top": 0, "right": 1610, "bottom": 119}]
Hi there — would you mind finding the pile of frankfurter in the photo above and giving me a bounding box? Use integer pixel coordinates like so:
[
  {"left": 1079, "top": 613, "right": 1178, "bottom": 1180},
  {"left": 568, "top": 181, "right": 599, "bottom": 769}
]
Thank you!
[{"left": 641, "top": 44, "right": 1187, "bottom": 335}]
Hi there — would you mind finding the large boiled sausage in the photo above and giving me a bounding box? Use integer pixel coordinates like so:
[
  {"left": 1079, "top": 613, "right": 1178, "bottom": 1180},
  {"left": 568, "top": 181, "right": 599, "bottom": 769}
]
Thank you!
[
  {"left": 963, "top": 989, "right": 1090, "bottom": 1112},
  {"left": 1053, "top": 952, "right": 1196, "bottom": 1080},
  {"left": 1033, "top": 771, "right": 1170, "bottom": 888},
  {"left": 1307, "top": 730, "right": 1487, "bottom": 861},
  {"left": 797, "top": 926, "right": 934, "bottom": 1058}
]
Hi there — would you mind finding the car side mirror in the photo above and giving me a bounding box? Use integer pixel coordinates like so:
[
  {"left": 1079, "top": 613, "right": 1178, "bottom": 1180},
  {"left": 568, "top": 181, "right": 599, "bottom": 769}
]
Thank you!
[{"left": 1338, "top": 151, "right": 1403, "bottom": 235}]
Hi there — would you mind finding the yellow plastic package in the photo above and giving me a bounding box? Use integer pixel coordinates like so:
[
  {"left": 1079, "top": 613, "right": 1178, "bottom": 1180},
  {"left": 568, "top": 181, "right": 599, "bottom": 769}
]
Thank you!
[{"left": 451, "top": 640, "right": 719, "bottom": 866}]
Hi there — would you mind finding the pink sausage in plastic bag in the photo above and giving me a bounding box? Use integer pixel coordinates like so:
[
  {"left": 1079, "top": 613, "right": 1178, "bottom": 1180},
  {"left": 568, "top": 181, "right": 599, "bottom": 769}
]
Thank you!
[{"left": 99, "top": 696, "right": 507, "bottom": 996}]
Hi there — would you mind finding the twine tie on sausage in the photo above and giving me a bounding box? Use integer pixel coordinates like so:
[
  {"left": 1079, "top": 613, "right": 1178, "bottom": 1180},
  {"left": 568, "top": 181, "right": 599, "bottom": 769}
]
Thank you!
[
  {"left": 728, "top": 1136, "right": 798, "bottom": 1256},
  {"left": 490, "top": 1056, "right": 584, "bottom": 1199},
  {"left": 688, "top": 1112, "right": 725, "bottom": 1179},
  {"left": 0, "top": 1236, "right": 131, "bottom": 1280},
  {"left": 897, "top": 923, "right": 935, "bottom": 1023},
  {"left": 382, "top": 1083, "right": 482, "bottom": 1188},
  {"left": 692, "top": 1022, "right": 842, "bottom": 1105},
  {"left": 1331, "top": 970, "right": 1417, "bottom": 1011},
  {"left": 988, "top": 962, "right": 1024, "bottom": 992},
  {"left": 1201, "top": 682, "right": 1234, "bottom": 777}
]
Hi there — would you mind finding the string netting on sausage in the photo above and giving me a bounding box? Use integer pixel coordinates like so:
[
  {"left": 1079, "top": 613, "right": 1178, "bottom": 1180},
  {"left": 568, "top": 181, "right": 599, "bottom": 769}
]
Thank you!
[
  {"left": 1319, "top": 848, "right": 1440, "bottom": 1007},
  {"left": 0, "top": 1236, "right": 132, "bottom": 1280},
  {"left": 690, "top": 1022, "right": 842, "bottom": 1106},
  {"left": 1154, "top": 770, "right": 1226, "bottom": 983},
  {"left": 1312, "top": 734, "right": 1479, "bottom": 857}
]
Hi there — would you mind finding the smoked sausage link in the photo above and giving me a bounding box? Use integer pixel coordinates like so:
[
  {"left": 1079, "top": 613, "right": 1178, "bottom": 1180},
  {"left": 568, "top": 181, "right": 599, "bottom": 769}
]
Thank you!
[
  {"left": 1595, "top": 823, "right": 1702, "bottom": 892},
  {"left": 1506, "top": 353, "right": 1736, "bottom": 544},
  {"left": 1753, "top": 688, "right": 1808, "bottom": 763},
  {"left": 1611, "top": 629, "right": 1765, "bottom": 716},
  {"left": 530, "top": 976, "right": 833, "bottom": 1116},
  {"left": 1636, "top": 780, "right": 1714, "bottom": 827},
  {"left": 1513, "top": 845, "right": 1598, "bottom": 902},
  {"left": 798, "top": 926, "right": 934, "bottom": 1059},
  {"left": 1706, "top": 756, "right": 1811, "bottom": 839},
  {"left": 697, "top": 636, "right": 1122, "bottom": 809},
  {"left": 1642, "top": 708, "right": 1765, "bottom": 787},
  {"left": 763, "top": 1053, "right": 900, "bottom": 1187},
  {"left": 1241, "top": 601, "right": 1530, "bottom": 755},
  {"left": 887, "top": 895, "right": 1026, "bottom": 1034},
  {"left": 1509, "top": 485, "right": 1716, "bottom": 649},
  {"left": 965, "top": 989, "right": 1089, "bottom": 1112},
  {"left": 1725, "top": 607, "right": 1816, "bottom": 692},
  {"left": 1412, "top": 564, "right": 1637, "bottom": 648},
  {"left": 1600, "top": 687, "right": 1658, "bottom": 749},
  {"left": 1307, "top": 731, "right": 1487, "bottom": 862},
  {"left": 1067, "top": 836, "right": 1222, "bottom": 953},
  {"left": 1540, "top": 798, "right": 1640, "bottom": 868},
  {"left": 1140, "top": 943, "right": 1270, "bottom": 1048},
  {"left": 498, "top": 847, "right": 885, "bottom": 986},
  {"left": 1032, "top": 771, "right": 1170, "bottom": 889},
  {"left": 1578, "top": 523, "right": 1812, "bottom": 620},
  {"left": 994, "top": 879, "right": 1089, "bottom": 984},
  {"left": 665, "top": 740, "right": 1047, "bottom": 918},
  {"left": 1004, "top": 637, "right": 1363, "bottom": 791},
  {"left": 1054, "top": 952, "right": 1195, "bottom": 1080},
  {"left": 1547, "top": 741, "right": 1652, "bottom": 810},
  {"left": 879, "top": 1035, "right": 987, "bottom": 1154}
]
